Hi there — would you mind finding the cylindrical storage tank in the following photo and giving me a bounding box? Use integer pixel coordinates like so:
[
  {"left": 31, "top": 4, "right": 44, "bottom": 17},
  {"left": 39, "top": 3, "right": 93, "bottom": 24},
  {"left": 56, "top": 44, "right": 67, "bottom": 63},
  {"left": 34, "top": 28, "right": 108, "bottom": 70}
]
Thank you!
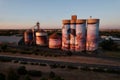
[
  {"left": 24, "top": 30, "right": 33, "bottom": 45},
  {"left": 70, "top": 20, "right": 76, "bottom": 51},
  {"left": 75, "top": 19, "right": 86, "bottom": 52},
  {"left": 62, "top": 20, "right": 70, "bottom": 51},
  {"left": 86, "top": 19, "right": 99, "bottom": 51},
  {"left": 49, "top": 33, "right": 61, "bottom": 49},
  {"left": 35, "top": 30, "right": 48, "bottom": 46}
]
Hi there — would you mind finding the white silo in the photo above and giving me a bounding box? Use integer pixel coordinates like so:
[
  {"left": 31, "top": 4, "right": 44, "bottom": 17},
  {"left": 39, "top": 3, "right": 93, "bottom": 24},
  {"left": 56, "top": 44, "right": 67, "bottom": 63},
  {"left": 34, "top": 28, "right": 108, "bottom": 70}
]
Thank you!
[
  {"left": 62, "top": 20, "right": 71, "bottom": 51},
  {"left": 35, "top": 30, "right": 48, "bottom": 46},
  {"left": 75, "top": 19, "right": 86, "bottom": 52},
  {"left": 86, "top": 18, "right": 100, "bottom": 51},
  {"left": 70, "top": 20, "right": 76, "bottom": 51}
]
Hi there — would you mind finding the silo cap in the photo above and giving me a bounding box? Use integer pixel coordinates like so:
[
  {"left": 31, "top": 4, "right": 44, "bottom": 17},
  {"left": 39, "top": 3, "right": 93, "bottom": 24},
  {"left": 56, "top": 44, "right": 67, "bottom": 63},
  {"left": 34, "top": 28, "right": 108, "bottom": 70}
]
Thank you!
[
  {"left": 62, "top": 20, "right": 70, "bottom": 24},
  {"left": 37, "top": 29, "right": 46, "bottom": 33},
  {"left": 76, "top": 19, "right": 86, "bottom": 24},
  {"left": 49, "top": 33, "right": 61, "bottom": 39}
]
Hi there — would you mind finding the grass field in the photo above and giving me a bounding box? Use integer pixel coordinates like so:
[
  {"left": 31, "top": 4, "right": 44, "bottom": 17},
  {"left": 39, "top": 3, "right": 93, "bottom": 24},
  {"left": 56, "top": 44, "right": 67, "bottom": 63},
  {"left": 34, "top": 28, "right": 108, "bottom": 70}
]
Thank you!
[{"left": 0, "top": 62, "right": 120, "bottom": 80}]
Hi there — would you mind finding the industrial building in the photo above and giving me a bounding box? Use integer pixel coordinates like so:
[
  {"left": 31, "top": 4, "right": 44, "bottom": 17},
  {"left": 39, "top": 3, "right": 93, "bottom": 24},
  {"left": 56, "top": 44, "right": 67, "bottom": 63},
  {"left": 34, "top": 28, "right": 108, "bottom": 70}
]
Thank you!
[
  {"left": 62, "top": 15, "right": 100, "bottom": 52},
  {"left": 23, "top": 15, "right": 100, "bottom": 53}
]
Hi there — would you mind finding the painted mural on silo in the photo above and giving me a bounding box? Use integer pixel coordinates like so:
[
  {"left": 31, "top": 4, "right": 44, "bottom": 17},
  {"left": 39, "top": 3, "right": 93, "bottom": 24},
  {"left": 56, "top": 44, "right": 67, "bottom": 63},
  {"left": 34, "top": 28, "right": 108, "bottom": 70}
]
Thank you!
[
  {"left": 62, "top": 20, "right": 70, "bottom": 51},
  {"left": 70, "top": 20, "right": 76, "bottom": 51},
  {"left": 75, "top": 19, "right": 86, "bottom": 52},
  {"left": 86, "top": 19, "right": 99, "bottom": 51}
]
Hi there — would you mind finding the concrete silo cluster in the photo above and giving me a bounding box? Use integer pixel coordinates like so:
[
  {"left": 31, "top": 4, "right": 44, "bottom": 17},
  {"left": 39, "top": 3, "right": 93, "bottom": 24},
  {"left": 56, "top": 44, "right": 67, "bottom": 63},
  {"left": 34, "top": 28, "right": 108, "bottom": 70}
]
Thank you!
[
  {"left": 23, "top": 15, "right": 100, "bottom": 52},
  {"left": 62, "top": 15, "right": 100, "bottom": 52}
]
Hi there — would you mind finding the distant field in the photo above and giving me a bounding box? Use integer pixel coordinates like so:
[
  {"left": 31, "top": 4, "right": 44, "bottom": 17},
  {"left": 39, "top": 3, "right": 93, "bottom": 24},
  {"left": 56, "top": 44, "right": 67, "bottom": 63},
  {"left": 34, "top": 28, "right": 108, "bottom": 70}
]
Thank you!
[
  {"left": 0, "top": 29, "right": 61, "bottom": 36},
  {"left": 0, "top": 29, "right": 120, "bottom": 37},
  {"left": 0, "top": 61, "right": 120, "bottom": 80}
]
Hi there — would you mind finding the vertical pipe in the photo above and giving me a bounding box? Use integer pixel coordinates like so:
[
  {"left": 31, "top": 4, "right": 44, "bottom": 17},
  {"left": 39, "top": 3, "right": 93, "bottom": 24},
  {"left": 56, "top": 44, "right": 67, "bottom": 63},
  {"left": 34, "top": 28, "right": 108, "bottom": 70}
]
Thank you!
[
  {"left": 36, "top": 22, "right": 40, "bottom": 31},
  {"left": 75, "top": 19, "right": 86, "bottom": 52},
  {"left": 70, "top": 20, "right": 76, "bottom": 51},
  {"left": 86, "top": 19, "right": 99, "bottom": 51},
  {"left": 62, "top": 20, "right": 70, "bottom": 51},
  {"left": 71, "top": 15, "right": 77, "bottom": 20}
]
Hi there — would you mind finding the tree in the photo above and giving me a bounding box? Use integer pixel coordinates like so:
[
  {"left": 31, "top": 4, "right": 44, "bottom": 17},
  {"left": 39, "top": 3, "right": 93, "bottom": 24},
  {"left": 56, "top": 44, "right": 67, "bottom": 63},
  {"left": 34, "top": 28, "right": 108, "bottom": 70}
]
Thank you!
[
  {"left": 17, "top": 66, "right": 27, "bottom": 75},
  {"left": 27, "top": 70, "right": 42, "bottom": 77},
  {"left": 100, "top": 38, "right": 118, "bottom": 51},
  {"left": 52, "top": 76, "right": 64, "bottom": 80},
  {"left": 0, "top": 44, "right": 8, "bottom": 52},
  {"left": 24, "top": 75, "right": 32, "bottom": 80},
  {"left": 40, "top": 77, "right": 48, "bottom": 80},
  {"left": 49, "top": 71, "right": 55, "bottom": 78},
  {"left": 7, "top": 68, "right": 19, "bottom": 80}
]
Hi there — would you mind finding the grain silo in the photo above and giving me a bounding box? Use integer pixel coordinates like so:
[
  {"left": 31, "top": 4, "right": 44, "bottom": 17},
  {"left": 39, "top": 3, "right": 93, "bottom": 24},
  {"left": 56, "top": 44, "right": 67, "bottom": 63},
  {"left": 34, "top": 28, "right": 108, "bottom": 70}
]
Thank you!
[
  {"left": 62, "top": 20, "right": 70, "bottom": 51},
  {"left": 35, "top": 29, "right": 48, "bottom": 46},
  {"left": 75, "top": 19, "right": 86, "bottom": 52},
  {"left": 24, "top": 30, "right": 33, "bottom": 45},
  {"left": 49, "top": 33, "right": 61, "bottom": 49},
  {"left": 70, "top": 20, "right": 76, "bottom": 51},
  {"left": 86, "top": 18, "right": 99, "bottom": 51}
]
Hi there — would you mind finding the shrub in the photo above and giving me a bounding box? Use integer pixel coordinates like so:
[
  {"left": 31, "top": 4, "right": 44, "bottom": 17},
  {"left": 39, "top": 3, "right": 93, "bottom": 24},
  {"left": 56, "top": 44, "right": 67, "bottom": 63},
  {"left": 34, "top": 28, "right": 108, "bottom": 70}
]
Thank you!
[
  {"left": 49, "top": 71, "right": 55, "bottom": 78},
  {"left": 60, "top": 65, "right": 66, "bottom": 69},
  {"left": 100, "top": 39, "right": 119, "bottom": 51},
  {"left": 92, "top": 68, "right": 105, "bottom": 72},
  {"left": 30, "top": 62, "right": 35, "bottom": 65},
  {"left": 39, "top": 63, "right": 47, "bottom": 66},
  {"left": 27, "top": 70, "right": 42, "bottom": 77},
  {"left": 0, "top": 44, "right": 8, "bottom": 52},
  {"left": 40, "top": 77, "right": 48, "bottom": 80},
  {"left": 106, "top": 68, "right": 120, "bottom": 74},
  {"left": 49, "top": 64, "right": 59, "bottom": 68},
  {"left": 17, "top": 66, "right": 27, "bottom": 75},
  {"left": 12, "top": 60, "right": 18, "bottom": 63},
  {"left": 67, "top": 65, "right": 78, "bottom": 69},
  {"left": 66, "top": 51, "right": 72, "bottom": 56},
  {"left": 80, "top": 66, "right": 91, "bottom": 71},
  {"left": 23, "top": 75, "right": 32, "bottom": 80},
  {"left": 7, "top": 68, "right": 19, "bottom": 80},
  {"left": 0, "top": 73, "right": 6, "bottom": 80},
  {"left": 53, "top": 76, "right": 64, "bottom": 80},
  {"left": 33, "top": 63, "right": 39, "bottom": 65},
  {"left": 19, "top": 61, "right": 28, "bottom": 64},
  {"left": 0, "top": 58, "right": 12, "bottom": 62}
]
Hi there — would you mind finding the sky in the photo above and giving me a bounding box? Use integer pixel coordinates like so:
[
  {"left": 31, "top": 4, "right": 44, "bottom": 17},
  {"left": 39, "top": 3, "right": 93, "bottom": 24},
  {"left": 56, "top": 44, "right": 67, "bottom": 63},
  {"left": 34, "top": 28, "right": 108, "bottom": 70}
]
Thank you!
[{"left": 0, "top": 0, "right": 120, "bottom": 29}]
